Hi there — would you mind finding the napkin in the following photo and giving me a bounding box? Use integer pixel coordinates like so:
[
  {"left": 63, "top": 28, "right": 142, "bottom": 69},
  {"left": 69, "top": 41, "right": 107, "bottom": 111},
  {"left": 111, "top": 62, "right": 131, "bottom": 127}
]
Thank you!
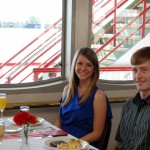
[{"left": 4, "top": 129, "right": 68, "bottom": 140}]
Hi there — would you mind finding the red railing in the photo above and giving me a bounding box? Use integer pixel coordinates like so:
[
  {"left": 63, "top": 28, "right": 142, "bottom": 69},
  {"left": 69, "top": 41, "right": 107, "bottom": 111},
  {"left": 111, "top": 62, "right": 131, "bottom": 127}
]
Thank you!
[
  {"left": 0, "top": 19, "right": 62, "bottom": 83},
  {"left": 0, "top": 0, "right": 149, "bottom": 83},
  {"left": 0, "top": 28, "right": 61, "bottom": 81},
  {"left": 6, "top": 38, "right": 62, "bottom": 83},
  {"left": 33, "top": 67, "right": 61, "bottom": 81},
  {"left": 92, "top": 0, "right": 148, "bottom": 43},
  {"left": 98, "top": 10, "right": 150, "bottom": 63},
  {"left": 92, "top": 0, "right": 127, "bottom": 29},
  {"left": 91, "top": 0, "right": 150, "bottom": 63},
  {"left": 33, "top": 66, "right": 132, "bottom": 81},
  {"left": 20, "top": 50, "right": 61, "bottom": 83},
  {"left": 0, "top": 19, "right": 62, "bottom": 70},
  {"left": 93, "top": 0, "right": 112, "bottom": 14}
]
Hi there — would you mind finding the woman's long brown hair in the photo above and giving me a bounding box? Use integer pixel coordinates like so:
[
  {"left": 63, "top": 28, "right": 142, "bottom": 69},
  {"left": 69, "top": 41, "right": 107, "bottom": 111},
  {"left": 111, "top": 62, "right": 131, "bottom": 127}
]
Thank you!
[{"left": 63, "top": 47, "right": 100, "bottom": 106}]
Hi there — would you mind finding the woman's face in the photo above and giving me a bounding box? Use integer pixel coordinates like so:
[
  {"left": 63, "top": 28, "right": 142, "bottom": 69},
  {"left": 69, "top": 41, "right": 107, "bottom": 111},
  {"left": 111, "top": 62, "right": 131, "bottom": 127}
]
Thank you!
[{"left": 75, "top": 54, "right": 94, "bottom": 81}]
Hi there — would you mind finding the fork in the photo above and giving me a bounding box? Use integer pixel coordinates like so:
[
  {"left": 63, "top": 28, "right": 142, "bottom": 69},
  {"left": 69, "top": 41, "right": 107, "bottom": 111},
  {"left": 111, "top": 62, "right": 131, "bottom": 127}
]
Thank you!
[
  {"left": 42, "top": 133, "right": 68, "bottom": 138},
  {"left": 30, "top": 126, "right": 54, "bottom": 132}
]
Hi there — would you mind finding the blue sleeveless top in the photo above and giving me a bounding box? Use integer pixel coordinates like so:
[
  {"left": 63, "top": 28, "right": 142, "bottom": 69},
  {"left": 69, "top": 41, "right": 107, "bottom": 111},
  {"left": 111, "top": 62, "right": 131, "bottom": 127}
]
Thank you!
[{"left": 59, "top": 86, "right": 112, "bottom": 138}]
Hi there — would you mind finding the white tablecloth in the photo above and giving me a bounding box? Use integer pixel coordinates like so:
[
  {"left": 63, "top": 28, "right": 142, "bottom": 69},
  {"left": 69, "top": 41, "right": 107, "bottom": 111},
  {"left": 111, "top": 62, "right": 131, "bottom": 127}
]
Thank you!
[{"left": 1, "top": 117, "right": 98, "bottom": 150}]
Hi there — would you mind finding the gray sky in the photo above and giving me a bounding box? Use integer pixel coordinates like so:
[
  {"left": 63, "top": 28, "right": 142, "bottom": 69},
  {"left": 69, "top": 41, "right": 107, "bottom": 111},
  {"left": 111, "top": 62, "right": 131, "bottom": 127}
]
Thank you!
[{"left": 0, "top": 0, "right": 62, "bottom": 22}]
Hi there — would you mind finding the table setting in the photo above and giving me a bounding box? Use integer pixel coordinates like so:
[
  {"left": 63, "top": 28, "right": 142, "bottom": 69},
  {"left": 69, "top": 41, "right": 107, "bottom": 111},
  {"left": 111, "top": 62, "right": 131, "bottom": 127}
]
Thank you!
[{"left": 0, "top": 104, "right": 99, "bottom": 150}]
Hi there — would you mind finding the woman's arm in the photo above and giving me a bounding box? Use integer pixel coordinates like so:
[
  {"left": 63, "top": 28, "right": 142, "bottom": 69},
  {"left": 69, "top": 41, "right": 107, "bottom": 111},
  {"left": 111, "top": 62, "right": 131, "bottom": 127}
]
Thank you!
[
  {"left": 55, "top": 115, "right": 62, "bottom": 128},
  {"left": 80, "top": 89, "right": 107, "bottom": 143},
  {"left": 108, "top": 141, "right": 120, "bottom": 150}
]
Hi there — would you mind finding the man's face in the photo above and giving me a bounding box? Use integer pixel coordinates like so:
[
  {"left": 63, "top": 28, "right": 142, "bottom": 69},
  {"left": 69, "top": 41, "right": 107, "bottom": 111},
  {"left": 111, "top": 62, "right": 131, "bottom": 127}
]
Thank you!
[{"left": 132, "top": 60, "right": 150, "bottom": 96}]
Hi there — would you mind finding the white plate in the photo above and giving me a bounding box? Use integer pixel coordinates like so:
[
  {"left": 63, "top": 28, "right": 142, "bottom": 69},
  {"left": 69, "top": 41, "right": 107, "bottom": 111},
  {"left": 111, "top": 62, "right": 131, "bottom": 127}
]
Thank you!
[
  {"left": 5, "top": 126, "right": 22, "bottom": 133},
  {"left": 43, "top": 136, "right": 89, "bottom": 150},
  {"left": 7, "top": 117, "right": 45, "bottom": 126}
]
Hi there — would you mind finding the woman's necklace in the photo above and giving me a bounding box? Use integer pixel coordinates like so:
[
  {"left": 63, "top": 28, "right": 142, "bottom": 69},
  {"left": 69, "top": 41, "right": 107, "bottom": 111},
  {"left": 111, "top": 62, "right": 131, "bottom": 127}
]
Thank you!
[{"left": 78, "top": 86, "right": 88, "bottom": 94}]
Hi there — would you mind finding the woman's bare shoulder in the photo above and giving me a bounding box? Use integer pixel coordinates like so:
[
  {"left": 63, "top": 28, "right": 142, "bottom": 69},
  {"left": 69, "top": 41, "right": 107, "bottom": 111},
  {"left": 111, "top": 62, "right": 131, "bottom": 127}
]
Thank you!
[
  {"left": 96, "top": 88, "right": 106, "bottom": 96},
  {"left": 63, "top": 84, "right": 69, "bottom": 92},
  {"left": 62, "top": 84, "right": 69, "bottom": 99},
  {"left": 95, "top": 89, "right": 106, "bottom": 103}
]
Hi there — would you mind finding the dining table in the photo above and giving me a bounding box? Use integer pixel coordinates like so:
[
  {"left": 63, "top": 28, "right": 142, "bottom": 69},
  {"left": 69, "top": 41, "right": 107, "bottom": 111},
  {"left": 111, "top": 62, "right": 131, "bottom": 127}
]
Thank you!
[{"left": 1, "top": 116, "right": 99, "bottom": 150}]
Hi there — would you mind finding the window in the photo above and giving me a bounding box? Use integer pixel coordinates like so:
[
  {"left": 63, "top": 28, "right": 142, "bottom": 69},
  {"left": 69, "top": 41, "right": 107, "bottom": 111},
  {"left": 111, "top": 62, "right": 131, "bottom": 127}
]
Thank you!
[
  {"left": 91, "top": 0, "right": 150, "bottom": 81},
  {"left": 0, "top": 0, "right": 63, "bottom": 84}
]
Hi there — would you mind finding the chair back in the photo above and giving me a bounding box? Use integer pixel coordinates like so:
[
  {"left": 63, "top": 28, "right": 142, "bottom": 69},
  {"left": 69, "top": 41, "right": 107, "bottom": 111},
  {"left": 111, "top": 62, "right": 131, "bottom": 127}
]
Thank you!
[{"left": 92, "top": 117, "right": 112, "bottom": 150}]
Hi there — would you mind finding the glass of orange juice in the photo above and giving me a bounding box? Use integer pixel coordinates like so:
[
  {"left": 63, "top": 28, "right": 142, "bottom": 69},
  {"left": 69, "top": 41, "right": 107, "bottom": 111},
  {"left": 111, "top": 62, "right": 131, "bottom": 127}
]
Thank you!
[
  {"left": 0, "top": 93, "right": 7, "bottom": 118},
  {"left": 0, "top": 119, "right": 5, "bottom": 145}
]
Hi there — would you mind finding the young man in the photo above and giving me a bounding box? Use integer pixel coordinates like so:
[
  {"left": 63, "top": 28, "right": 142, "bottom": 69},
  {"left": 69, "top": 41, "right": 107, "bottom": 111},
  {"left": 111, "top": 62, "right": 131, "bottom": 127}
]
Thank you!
[{"left": 109, "top": 46, "right": 150, "bottom": 150}]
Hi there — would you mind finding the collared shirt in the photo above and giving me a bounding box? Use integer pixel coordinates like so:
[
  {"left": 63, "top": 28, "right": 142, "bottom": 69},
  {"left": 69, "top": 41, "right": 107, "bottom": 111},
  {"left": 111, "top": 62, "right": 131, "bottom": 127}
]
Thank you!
[{"left": 115, "top": 93, "right": 150, "bottom": 150}]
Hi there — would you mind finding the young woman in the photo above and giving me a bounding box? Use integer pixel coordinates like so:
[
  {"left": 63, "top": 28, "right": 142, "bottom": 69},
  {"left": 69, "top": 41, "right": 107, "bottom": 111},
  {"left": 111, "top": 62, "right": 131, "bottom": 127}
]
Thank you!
[{"left": 55, "top": 47, "right": 112, "bottom": 145}]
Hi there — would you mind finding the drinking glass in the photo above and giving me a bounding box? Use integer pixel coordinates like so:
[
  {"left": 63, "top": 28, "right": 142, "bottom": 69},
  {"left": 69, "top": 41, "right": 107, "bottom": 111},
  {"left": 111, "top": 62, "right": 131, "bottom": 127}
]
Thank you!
[
  {"left": 20, "top": 106, "right": 30, "bottom": 112},
  {"left": 0, "top": 93, "right": 7, "bottom": 118},
  {"left": 0, "top": 119, "right": 5, "bottom": 145}
]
